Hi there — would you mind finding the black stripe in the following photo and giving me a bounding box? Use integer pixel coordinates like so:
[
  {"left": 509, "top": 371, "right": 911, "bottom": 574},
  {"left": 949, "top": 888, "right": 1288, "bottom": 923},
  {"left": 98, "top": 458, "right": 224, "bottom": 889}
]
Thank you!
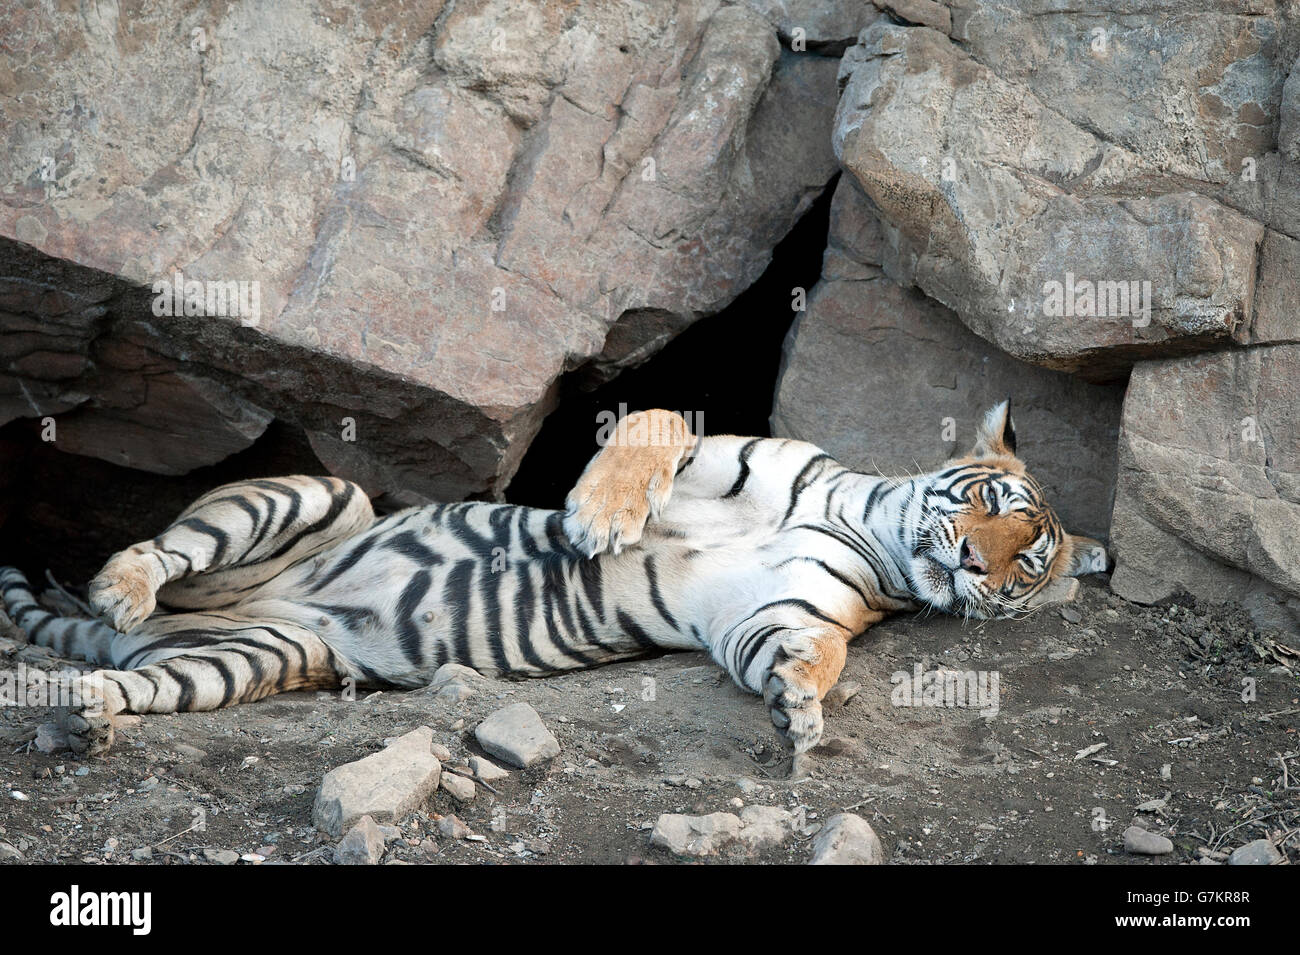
[
  {"left": 176, "top": 518, "right": 230, "bottom": 564},
  {"left": 616, "top": 610, "right": 660, "bottom": 651},
  {"left": 444, "top": 560, "right": 475, "bottom": 669},
  {"left": 309, "top": 532, "right": 381, "bottom": 593},
  {"left": 782, "top": 453, "right": 834, "bottom": 525},
  {"left": 723, "top": 440, "right": 760, "bottom": 498},
  {"left": 644, "top": 555, "right": 679, "bottom": 631},
  {"left": 397, "top": 569, "right": 434, "bottom": 668}
]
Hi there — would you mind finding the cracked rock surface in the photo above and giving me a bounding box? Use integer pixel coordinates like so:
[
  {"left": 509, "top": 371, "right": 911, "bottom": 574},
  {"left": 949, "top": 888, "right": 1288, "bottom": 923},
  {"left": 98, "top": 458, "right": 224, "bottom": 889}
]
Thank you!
[{"left": 1, "top": 0, "right": 840, "bottom": 500}]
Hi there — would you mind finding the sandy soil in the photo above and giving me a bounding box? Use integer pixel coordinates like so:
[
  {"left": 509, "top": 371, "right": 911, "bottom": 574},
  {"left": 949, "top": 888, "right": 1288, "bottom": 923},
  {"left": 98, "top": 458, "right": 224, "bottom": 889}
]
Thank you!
[{"left": 1, "top": 578, "right": 1297, "bottom": 865}]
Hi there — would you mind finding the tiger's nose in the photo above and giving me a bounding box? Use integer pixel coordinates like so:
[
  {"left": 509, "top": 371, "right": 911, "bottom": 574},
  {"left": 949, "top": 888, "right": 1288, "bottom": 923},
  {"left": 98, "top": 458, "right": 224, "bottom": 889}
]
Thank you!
[{"left": 960, "top": 538, "right": 987, "bottom": 574}]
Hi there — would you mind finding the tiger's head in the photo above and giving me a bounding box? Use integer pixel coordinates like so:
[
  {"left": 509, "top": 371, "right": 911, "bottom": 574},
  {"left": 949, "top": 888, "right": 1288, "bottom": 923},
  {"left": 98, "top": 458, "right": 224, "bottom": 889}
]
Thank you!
[{"left": 905, "top": 400, "right": 1110, "bottom": 620}]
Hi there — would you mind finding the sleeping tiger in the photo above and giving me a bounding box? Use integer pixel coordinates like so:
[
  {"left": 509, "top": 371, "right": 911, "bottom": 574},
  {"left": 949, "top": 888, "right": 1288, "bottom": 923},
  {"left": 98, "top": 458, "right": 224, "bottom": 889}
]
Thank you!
[{"left": 0, "top": 402, "right": 1108, "bottom": 758}]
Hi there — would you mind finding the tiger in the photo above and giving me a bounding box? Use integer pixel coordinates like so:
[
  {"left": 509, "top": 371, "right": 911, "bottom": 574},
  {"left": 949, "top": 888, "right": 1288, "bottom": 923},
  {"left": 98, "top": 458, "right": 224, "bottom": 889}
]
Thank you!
[{"left": 0, "top": 402, "right": 1109, "bottom": 759}]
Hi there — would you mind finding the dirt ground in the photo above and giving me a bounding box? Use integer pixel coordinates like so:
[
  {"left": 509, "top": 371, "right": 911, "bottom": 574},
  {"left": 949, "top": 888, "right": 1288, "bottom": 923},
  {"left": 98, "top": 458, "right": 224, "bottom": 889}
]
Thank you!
[{"left": 1, "top": 577, "right": 1297, "bottom": 865}]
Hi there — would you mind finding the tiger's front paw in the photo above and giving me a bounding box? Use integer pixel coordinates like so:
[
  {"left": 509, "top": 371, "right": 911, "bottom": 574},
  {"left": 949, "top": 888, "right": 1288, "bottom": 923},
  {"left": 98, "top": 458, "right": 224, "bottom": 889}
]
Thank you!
[
  {"left": 59, "top": 673, "right": 126, "bottom": 756},
  {"left": 764, "top": 662, "right": 825, "bottom": 755},
  {"left": 563, "top": 411, "right": 694, "bottom": 557},
  {"left": 89, "top": 552, "right": 158, "bottom": 634}
]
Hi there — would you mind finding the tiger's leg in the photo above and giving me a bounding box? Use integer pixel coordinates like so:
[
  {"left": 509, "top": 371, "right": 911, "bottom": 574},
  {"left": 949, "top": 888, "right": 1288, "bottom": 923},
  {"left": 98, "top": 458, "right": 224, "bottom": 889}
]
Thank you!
[
  {"left": 716, "top": 604, "right": 882, "bottom": 756},
  {"left": 60, "top": 613, "right": 345, "bottom": 755},
  {"left": 89, "top": 476, "right": 373, "bottom": 633},
  {"left": 563, "top": 409, "right": 696, "bottom": 556}
]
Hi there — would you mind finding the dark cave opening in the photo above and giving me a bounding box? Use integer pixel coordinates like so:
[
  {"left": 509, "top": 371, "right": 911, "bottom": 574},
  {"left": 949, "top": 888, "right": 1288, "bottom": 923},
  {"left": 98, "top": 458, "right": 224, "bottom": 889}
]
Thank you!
[
  {"left": 507, "top": 177, "right": 837, "bottom": 508},
  {"left": 0, "top": 419, "right": 329, "bottom": 583},
  {"left": 0, "top": 178, "right": 835, "bottom": 584}
]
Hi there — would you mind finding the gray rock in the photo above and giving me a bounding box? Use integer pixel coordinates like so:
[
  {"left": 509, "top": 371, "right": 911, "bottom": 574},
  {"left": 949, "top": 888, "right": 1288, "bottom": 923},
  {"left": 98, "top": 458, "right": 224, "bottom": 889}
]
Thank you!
[
  {"left": 809, "top": 813, "right": 884, "bottom": 865},
  {"left": 437, "top": 815, "right": 472, "bottom": 840},
  {"left": 312, "top": 726, "right": 442, "bottom": 838},
  {"left": 130, "top": 847, "right": 153, "bottom": 862},
  {"left": 34, "top": 721, "right": 68, "bottom": 754},
  {"left": 741, "top": 0, "right": 878, "bottom": 49},
  {"left": 468, "top": 756, "right": 510, "bottom": 782},
  {"left": 474, "top": 703, "right": 560, "bottom": 769},
  {"left": 833, "top": 21, "right": 1266, "bottom": 379},
  {"left": 772, "top": 180, "right": 1124, "bottom": 540},
  {"left": 736, "top": 805, "right": 794, "bottom": 850},
  {"left": 203, "top": 848, "right": 240, "bottom": 866},
  {"left": 0, "top": 842, "right": 23, "bottom": 862},
  {"left": 1227, "top": 839, "right": 1282, "bottom": 866},
  {"left": 1111, "top": 346, "right": 1300, "bottom": 605},
  {"left": 1276, "top": 56, "right": 1299, "bottom": 165},
  {"left": 429, "top": 664, "right": 483, "bottom": 690},
  {"left": 1123, "top": 826, "right": 1174, "bottom": 856},
  {"left": 335, "top": 815, "right": 386, "bottom": 866},
  {"left": 650, "top": 812, "right": 744, "bottom": 857},
  {"left": 0, "top": 0, "right": 839, "bottom": 503},
  {"left": 440, "top": 772, "right": 476, "bottom": 803},
  {"left": 435, "top": 683, "right": 475, "bottom": 705}
]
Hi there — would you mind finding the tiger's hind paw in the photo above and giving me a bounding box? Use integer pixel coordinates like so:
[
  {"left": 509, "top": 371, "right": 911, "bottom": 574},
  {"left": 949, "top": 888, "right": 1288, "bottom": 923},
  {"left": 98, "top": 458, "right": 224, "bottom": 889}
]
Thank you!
[{"left": 88, "top": 553, "right": 158, "bottom": 634}]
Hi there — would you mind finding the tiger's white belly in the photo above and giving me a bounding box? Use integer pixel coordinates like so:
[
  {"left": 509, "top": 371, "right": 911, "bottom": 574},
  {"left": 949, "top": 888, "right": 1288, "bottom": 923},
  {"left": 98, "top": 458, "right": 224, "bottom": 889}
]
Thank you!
[{"left": 221, "top": 491, "right": 901, "bottom": 689}]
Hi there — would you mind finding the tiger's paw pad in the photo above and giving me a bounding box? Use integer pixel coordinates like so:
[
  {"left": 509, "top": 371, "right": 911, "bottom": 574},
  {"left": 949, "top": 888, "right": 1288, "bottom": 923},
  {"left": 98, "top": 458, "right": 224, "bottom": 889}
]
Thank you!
[
  {"left": 764, "top": 666, "right": 824, "bottom": 755},
  {"left": 88, "top": 557, "right": 157, "bottom": 634},
  {"left": 563, "top": 484, "right": 656, "bottom": 558},
  {"left": 563, "top": 451, "right": 679, "bottom": 557},
  {"left": 58, "top": 676, "right": 124, "bottom": 756}
]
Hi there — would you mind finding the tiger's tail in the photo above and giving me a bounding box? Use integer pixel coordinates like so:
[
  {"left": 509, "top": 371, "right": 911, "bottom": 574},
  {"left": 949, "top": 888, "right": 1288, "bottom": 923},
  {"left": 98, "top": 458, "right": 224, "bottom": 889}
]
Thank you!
[{"left": 0, "top": 567, "right": 117, "bottom": 665}]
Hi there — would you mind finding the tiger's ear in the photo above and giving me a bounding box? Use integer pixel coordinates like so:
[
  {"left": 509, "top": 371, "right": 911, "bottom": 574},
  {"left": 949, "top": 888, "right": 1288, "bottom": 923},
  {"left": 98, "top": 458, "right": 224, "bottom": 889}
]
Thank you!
[
  {"left": 1060, "top": 534, "right": 1111, "bottom": 577},
  {"left": 970, "top": 400, "right": 1017, "bottom": 459}
]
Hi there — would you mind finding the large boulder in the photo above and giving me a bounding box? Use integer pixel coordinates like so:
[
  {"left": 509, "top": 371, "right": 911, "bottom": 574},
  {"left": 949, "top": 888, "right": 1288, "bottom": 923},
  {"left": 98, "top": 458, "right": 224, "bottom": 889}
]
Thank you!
[
  {"left": 832, "top": 17, "right": 1284, "bottom": 379},
  {"left": 0, "top": 0, "right": 840, "bottom": 502},
  {"left": 1111, "top": 346, "right": 1300, "bottom": 607},
  {"left": 773, "top": 177, "right": 1124, "bottom": 540}
]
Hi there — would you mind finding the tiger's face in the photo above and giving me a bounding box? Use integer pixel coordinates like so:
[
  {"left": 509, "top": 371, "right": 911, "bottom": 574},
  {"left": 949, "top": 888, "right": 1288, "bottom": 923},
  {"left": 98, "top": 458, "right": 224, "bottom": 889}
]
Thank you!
[{"left": 906, "top": 401, "right": 1109, "bottom": 619}]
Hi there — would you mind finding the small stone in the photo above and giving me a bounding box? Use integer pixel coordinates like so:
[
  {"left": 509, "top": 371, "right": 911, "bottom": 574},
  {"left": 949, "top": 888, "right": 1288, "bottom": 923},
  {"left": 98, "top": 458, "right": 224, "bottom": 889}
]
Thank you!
[
  {"left": 312, "top": 726, "right": 442, "bottom": 837},
  {"left": 736, "top": 777, "right": 763, "bottom": 795},
  {"left": 436, "top": 683, "right": 474, "bottom": 704},
  {"left": 335, "top": 815, "right": 385, "bottom": 865},
  {"left": 130, "top": 847, "right": 153, "bottom": 861},
  {"left": 0, "top": 842, "right": 23, "bottom": 862},
  {"left": 430, "top": 743, "right": 452, "bottom": 762},
  {"left": 172, "top": 743, "right": 207, "bottom": 760},
  {"left": 1227, "top": 839, "right": 1282, "bottom": 866},
  {"left": 468, "top": 755, "right": 509, "bottom": 781},
  {"left": 737, "top": 805, "right": 794, "bottom": 850},
  {"left": 1123, "top": 826, "right": 1174, "bottom": 855},
  {"left": 815, "top": 737, "right": 858, "bottom": 757},
  {"left": 430, "top": 663, "right": 483, "bottom": 689},
  {"left": 440, "top": 772, "right": 476, "bottom": 802},
  {"left": 438, "top": 815, "right": 472, "bottom": 839},
  {"left": 822, "top": 681, "right": 862, "bottom": 713},
  {"left": 1060, "top": 606, "right": 1083, "bottom": 624},
  {"left": 650, "top": 812, "right": 743, "bottom": 857},
  {"left": 34, "top": 721, "right": 69, "bottom": 754},
  {"left": 809, "top": 814, "right": 884, "bottom": 865},
  {"left": 203, "top": 848, "right": 240, "bottom": 865},
  {"left": 474, "top": 703, "right": 560, "bottom": 769}
]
